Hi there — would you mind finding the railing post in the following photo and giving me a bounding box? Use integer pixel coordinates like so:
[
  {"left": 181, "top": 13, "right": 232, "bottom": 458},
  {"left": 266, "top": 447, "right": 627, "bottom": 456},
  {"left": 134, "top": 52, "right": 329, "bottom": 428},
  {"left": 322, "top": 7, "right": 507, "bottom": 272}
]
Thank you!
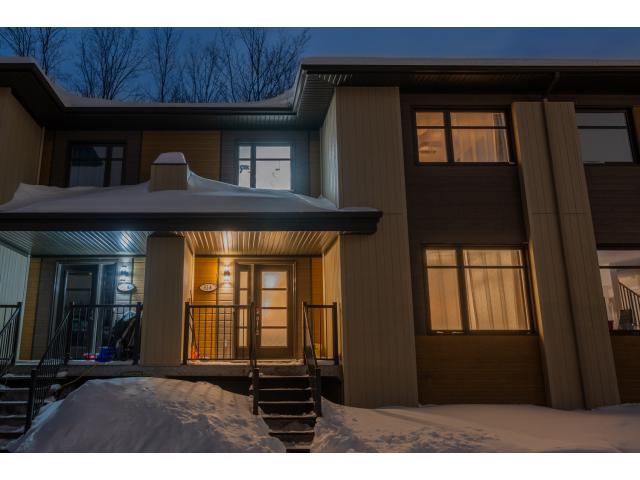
[
  {"left": 24, "top": 368, "right": 37, "bottom": 433},
  {"left": 302, "top": 301, "right": 308, "bottom": 353},
  {"left": 331, "top": 302, "right": 339, "bottom": 365},
  {"left": 64, "top": 302, "right": 75, "bottom": 365},
  {"left": 314, "top": 366, "right": 322, "bottom": 417},
  {"left": 10, "top": 302, "right": 22, "bottom": 366},
  {"left": 252, "top": 367, "right": 259, "bottom": 415},
  {"left": 183, "top": 302, "right": 190, "bottom": 365},
  {"left": 132, "top": 302, "right": 143, "bottom": 365}
]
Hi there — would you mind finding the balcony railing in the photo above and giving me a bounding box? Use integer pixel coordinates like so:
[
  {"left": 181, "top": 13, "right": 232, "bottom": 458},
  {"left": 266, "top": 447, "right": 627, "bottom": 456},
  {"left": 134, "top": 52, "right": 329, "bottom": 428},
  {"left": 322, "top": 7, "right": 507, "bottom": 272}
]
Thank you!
[
  {"left": 66, "top": 303, "right": 143, "bottom": 362},
  {"left": 303, "top": 302, "right": 339, "bottom": 364},
  {"left": 0, "top": 303, "right": 22, "bottom": 377},
  {"left": 184, "top": 304, "right": 252, "bottom": 361}
]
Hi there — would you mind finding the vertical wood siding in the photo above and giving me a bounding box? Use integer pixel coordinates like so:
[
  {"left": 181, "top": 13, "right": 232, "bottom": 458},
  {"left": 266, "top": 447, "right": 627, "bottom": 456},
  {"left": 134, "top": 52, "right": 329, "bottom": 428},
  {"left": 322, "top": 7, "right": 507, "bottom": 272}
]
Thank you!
[
  {"left": 331, "top": 87, "right": 419, "bottom": 407},
  {"left": 320, "top": 97, "right": 339, "bottom": 206},
  {"left": 19, "top": 258, "right": 41, "bottom": 359},
  {"left": 322, "top": 240, "right": 342, "bottom": 361},
  {"left": 309, "top": 133, "right": 321, "bottom": 197},
  {"left": 543, "top": 102, "right": 619, "bottom": 407},
  {"left": 140, "top": 131, "right": 220, "bottom": 181},
  {"left": 131, "top": 258, "right": 145, "bottom": 305},
  {"left": 0, "top": 88, "right": 43, "bottom": 204},
  {"left": 611, "top": 336, "right": 640, "bottom": 403}
]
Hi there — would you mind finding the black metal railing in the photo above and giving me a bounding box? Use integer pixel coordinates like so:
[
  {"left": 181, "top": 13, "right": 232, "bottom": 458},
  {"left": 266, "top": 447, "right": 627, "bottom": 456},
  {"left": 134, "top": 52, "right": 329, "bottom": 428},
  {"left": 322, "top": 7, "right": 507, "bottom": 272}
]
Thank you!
[
  {"left": 66, "top": 303, "right": 143, "bottom": 362},
  {"left": 303, "top": 302, "right": 339, "bottom": 365},
  {"left": 0, "top": 303, "right": 22, "bottom": 377},
  {"left": 302, "top": 302, "right": 322, "bottom": 416},
  {"left": 25, "top": 307, "right": 72, "bottom": 431},
  {"left": 618, "top": 282, "right": 640, "bottom": 331},
  {"left": 184, "top": 304, "right": 252, "bottom": 361},
  {"left": 248, "top": 303, "right": 259, "bottom": 415},
  {"left": 24, "top": 302, "right": 143, "bottom": 432}
]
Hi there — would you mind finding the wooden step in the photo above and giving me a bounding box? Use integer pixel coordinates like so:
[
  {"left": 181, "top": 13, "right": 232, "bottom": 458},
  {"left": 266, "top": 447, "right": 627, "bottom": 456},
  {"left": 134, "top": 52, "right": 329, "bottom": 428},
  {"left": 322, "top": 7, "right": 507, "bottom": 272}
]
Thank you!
[
  {"left": 261, "top": 414, "right": 317, "bottom": 431},
  {"left": 0, "top": 415, "right": 27, "bottom": 428},
  {"left": 282, "top": 441, "right": 312, "bottom": 453},
  {"left": 258, "top": 375, "right": 311, "bottom": 389},
  {"left": 0, "top": 401, "right": 27, "bottom": 416},
  {"left": 0, "top": 424, "right": 24, "bottom": 439},
  {"left": 259, "top": 400, "right": 314, "bottom": 415},
  {"left": 0, "top": 388, "right": 29, "bottom": 402},
  {"left": 253, "top": 387, "right": 312, "bottom": 402},
  {"left": 268, "top": 429, "right": 315, "bottom": 444}
]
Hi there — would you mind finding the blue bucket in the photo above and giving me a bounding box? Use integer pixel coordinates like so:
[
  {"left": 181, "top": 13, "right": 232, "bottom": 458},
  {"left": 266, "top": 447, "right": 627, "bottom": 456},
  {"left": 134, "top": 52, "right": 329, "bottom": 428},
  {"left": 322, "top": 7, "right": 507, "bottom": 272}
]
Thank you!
[{"left": 95, "top": 346, "right": 115, "bottom": 363}]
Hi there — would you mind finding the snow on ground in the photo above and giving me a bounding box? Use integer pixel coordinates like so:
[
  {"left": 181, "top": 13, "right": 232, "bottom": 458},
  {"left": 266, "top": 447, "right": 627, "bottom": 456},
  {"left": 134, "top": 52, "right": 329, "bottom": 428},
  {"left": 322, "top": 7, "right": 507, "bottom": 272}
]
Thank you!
[
  {"left": 312, "top": 400, "right": 640, "bottom": 453},
  {"left": 9, "top": 377, "right": 285, "bottom": 453}
]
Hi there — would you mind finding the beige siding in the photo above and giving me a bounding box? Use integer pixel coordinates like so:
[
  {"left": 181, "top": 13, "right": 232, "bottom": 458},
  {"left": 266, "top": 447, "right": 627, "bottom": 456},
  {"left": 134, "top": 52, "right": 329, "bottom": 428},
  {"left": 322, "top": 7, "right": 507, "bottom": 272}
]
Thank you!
[
  {"left": 149, "top": 163, "right": 188, "bottom": 191},
  {"left": 330, "top": 87, "right": 418, "bottom": 407},
  {"left": 320, "top": 96, "right": 339, "bottom": 205},
  {"left": 19, "top": 257, "right": 41, "bottom": 359},
  {"left": 0, "top": 88, "right": 43, "bottom": 203},
  {"left": 140, "top": 131, "right": 220, "bottom": 181},
  {"left": 322, "top": 240, "right": 342, "bottom": 361},
  {"left": 512, "top": 101, "right": 619, "bottom": 409},
  {"left": 543, "top": 102, "right": 619, "bottom": 407},
  {"left": 131, "top": 258, "right": 145, "bottom": 304},
  {"left": 309, "top": 136, "right": 321, "bottom": 197},
  {"left": 141, "top": 235, "right": 192, "bottom": 365}
]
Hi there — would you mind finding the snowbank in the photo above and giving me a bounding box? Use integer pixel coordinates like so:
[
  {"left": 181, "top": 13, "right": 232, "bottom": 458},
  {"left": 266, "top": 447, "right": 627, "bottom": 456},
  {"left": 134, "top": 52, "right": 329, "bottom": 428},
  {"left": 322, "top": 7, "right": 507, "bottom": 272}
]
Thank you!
[
  {"left": 312, "top": 400, "right": 640, "bottom": 453},
  {"left": 0, "top": 172, "right": 374, "bottom": 214},
  {"left": 9, "top": 377, "right": 285, "bottom": 453}
]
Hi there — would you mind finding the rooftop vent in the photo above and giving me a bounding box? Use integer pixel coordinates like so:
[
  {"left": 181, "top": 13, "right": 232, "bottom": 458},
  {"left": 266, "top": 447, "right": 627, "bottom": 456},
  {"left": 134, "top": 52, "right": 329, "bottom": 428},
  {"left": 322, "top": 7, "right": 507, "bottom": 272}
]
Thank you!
[{"left": 149, "top": 152, "right": 189, "bottom": 192}]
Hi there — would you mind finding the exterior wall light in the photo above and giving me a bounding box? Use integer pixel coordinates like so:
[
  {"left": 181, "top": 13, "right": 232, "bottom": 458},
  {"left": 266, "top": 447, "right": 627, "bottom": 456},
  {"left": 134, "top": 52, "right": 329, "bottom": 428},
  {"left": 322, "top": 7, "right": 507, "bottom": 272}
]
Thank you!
[{"left": 223, "top": 266, "right": 232, "bottom": 284}]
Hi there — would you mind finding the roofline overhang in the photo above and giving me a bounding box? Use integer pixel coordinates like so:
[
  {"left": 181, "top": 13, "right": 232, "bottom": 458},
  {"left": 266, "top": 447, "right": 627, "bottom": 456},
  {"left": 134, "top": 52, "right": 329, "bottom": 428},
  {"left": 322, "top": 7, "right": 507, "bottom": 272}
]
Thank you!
[{"left": 0, "top": 211, "right": 382, "bottom": 234}]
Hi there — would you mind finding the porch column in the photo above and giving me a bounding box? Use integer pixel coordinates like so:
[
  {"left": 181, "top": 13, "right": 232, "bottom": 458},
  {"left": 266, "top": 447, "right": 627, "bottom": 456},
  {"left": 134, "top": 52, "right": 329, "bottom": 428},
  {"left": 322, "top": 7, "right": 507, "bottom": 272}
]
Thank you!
[
  {"left": 512, "top": 101, "right": 620, "bottom": 409},
  {"left": 321, "top": 87, "right": 419, "bottom": 407},
  {"left": 140, "top": 233, "right": 194, "bottom": 366}
]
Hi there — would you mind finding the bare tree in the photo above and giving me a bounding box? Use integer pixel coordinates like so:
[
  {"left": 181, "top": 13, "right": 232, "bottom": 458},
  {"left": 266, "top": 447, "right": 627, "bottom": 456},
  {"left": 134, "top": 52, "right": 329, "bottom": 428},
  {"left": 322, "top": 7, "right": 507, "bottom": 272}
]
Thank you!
[
  {"left": 0, "top": 28, "right": 35, "bottom": 57},
  {"left": 35, "top": 28, "right": 67, "bottom": 78},
  {"left": 177, "top": 39, "right": 225, "bottom": 103},
  {"left": 146, "top": 27, "right": 182, "bottom": 102},
  {"left": 76, "top": 28, "right": 143, "bottom": 100},
  {"left": 0, "top": 27, "right": 67, "bottom": 78},
  {"left": 220, "top": 28, "right": 309, "bottom": 102}
]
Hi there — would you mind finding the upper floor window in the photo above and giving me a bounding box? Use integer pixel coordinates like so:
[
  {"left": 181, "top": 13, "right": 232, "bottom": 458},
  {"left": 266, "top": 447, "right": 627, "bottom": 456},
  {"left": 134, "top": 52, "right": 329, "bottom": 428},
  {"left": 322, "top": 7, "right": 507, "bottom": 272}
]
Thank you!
[
  {"left": 598, "top": 250, "right": 640, "bottom": 332},
  {"left": 415, "top": 111, "right": 511, "bottom": 163},
  {"left": 425, "top": 247, "right": 532, "bottom": 333},
  {"left": 69, "top": 144, "right": 125, "bottom": 187},
  {"left": 576, "top": 111, "right": 635, "bottom": 164},
  {"left": 238, "top": 143, "right": 291, "bottom": 190}
]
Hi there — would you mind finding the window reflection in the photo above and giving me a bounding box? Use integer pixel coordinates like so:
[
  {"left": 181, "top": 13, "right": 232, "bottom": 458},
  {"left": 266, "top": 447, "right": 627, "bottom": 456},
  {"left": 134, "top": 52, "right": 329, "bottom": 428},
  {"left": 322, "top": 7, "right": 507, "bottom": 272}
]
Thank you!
[{"left": 598, "top": 250, "right": 640, "bottom": 331}]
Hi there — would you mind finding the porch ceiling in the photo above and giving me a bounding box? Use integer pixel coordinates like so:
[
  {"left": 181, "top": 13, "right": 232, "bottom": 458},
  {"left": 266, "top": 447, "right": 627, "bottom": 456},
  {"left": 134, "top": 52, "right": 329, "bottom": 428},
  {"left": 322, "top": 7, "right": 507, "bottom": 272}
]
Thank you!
[{"left": 0, "top": 230, "right": 338, "bottom": 257}]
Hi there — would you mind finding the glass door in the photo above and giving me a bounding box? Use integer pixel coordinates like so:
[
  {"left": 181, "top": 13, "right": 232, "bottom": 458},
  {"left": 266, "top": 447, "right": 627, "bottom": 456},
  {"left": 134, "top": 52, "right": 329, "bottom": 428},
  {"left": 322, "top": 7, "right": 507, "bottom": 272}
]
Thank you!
[{"left": 255, "top": 265, "right": 293, "bottom": 358}]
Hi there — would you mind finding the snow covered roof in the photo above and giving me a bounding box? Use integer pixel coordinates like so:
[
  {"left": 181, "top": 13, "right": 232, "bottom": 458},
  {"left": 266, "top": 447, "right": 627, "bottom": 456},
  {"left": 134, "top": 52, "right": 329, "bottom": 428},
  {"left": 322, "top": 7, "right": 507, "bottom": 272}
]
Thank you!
[{"left": 0, "top": 171, "right": 381, "bottom": 234}]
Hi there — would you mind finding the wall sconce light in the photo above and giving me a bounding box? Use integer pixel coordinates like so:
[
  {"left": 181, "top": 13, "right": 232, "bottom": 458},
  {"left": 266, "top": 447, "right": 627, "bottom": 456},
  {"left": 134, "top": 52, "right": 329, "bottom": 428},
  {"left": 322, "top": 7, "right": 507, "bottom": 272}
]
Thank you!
[{"left": 223, "top": 266, "right": 231, "bottom": 283}]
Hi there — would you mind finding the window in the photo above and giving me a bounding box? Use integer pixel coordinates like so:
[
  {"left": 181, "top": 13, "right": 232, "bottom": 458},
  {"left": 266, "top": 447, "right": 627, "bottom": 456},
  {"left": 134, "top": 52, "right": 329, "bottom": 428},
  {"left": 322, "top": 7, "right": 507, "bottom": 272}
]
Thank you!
[
  {"left": 425, "top": 247, "right": 532, "bottom": 332},
  {"left": 415, "top": 111, "right": 511, "bottom": 163},
  {"left": 237, "top": 143, "right": 292, "bottom": 190},
  {"left": 598, "top": 250, "right": 640, "bottom": 332},
  {"left": 576, "top": 111, "right": 635, "bottom": 164},
  {"left": 69, "top": 144, "right": 125, "bottom": 187}
]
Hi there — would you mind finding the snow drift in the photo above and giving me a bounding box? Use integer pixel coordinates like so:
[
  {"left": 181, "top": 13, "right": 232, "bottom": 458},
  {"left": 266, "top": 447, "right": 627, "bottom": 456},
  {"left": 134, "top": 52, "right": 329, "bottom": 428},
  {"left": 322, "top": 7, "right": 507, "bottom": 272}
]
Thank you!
[
  {"left": 312, "top": 400, "right": 640, "bottom": 453},
  {"left": 9, "top": 377, "right": 285, "bottom": 453}
]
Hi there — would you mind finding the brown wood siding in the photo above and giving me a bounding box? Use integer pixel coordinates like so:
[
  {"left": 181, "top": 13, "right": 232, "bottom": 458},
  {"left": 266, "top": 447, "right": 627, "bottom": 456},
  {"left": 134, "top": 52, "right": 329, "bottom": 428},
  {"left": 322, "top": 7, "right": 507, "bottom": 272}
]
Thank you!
[
  {"left": 585, "top": 165, "right": 640, "bottom": 245},
  {"left": 140, "top": 131, "right": 220, "bottom": 181},
  {"left": 220, "top": 130, "right": 311, "bottom": 194},
  {"left": 611, "top": 336, "right": 640, "bottom": 403},
  {"left": 30, "top": 258, "right": 57, "bottom": 359},
  {"left": 416, "top": 335, "right": 546, "bottom": 405},
  {"left": 48, "top": 130, "right": 142, "bottom": 186},
  {"left": 0, "top": 88, "right": 43, "bottom": 203},
  {"left": 38, "top": 130, "right": 54, "bottom": 185},
  {"left": 131, "top": 258, "right": 145, "bottom": 305},
  {"left": 19, "top": 257, "right": 41, "bottom": 360},
  {"left": 543, "top": 102, "right": 620, "bottom": 407},
  {"left": 332, "top": 87, "right": 419, "bottom": 407},
  {"left": 322, "top": 240, "right": 342, "bottom": 361},
  {"left": 191, "top": 257, "right": 219, "bottom": 358},
  {"left": 320, "top": 97, "right": 339, "bottom": 205}
]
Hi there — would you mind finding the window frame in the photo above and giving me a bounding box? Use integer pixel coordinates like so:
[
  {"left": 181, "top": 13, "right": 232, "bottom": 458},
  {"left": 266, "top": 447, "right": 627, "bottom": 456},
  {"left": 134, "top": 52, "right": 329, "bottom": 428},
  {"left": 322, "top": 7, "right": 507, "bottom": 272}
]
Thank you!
[
  {"left": 235, "top": 140, "right": 294, "bottom": 190},
  {"left": 423, "top": 244, "right": 536, "bottom": 335},
  {"left": 66, "top": 142, "right": 127, "bottom": 187},
  {"left": 597, "top": 246, "right": 640, "bottom": 336},
  {"left": 412, "top": 107, "right": 516, "bottom": 165},
  {"left": 575, "top": 108, "right": 639, "bottom": 165}
]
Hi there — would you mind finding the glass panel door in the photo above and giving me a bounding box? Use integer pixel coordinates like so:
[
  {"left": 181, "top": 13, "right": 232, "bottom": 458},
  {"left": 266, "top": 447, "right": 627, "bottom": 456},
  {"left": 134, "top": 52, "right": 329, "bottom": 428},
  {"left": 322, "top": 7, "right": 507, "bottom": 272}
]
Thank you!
[{"left": 255, "top": 265, "right": 293, "bottom": 358}]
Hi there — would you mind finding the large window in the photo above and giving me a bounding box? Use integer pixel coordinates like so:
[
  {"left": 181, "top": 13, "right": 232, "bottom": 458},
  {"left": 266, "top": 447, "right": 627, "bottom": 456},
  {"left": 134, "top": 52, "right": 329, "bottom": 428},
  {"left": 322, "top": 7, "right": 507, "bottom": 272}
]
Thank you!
[
  {"left": 237, "top": 143, "right": 292, "bottom": 190},
  {"left": 415, "top": 111, "right": 511, "bottom": 163},
  {"left": 598, "top": 250, "right": 640, "bottom": 332},
  {"left": 69, "top": 144, "right": 125, "bottom": 187},
  {"left": 576, "top": 111, "right": 635, "bottom": 164},
  {"left": 425, "top": 247, "right": 532, "bottom": 333}
]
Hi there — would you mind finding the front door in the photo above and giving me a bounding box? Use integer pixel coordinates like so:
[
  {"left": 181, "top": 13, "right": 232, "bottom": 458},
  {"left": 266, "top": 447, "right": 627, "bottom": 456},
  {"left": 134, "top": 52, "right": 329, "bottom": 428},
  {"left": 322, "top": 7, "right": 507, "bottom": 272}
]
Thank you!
[{"left": 236, "top": 263, "right": 294, "bottom": 359}]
